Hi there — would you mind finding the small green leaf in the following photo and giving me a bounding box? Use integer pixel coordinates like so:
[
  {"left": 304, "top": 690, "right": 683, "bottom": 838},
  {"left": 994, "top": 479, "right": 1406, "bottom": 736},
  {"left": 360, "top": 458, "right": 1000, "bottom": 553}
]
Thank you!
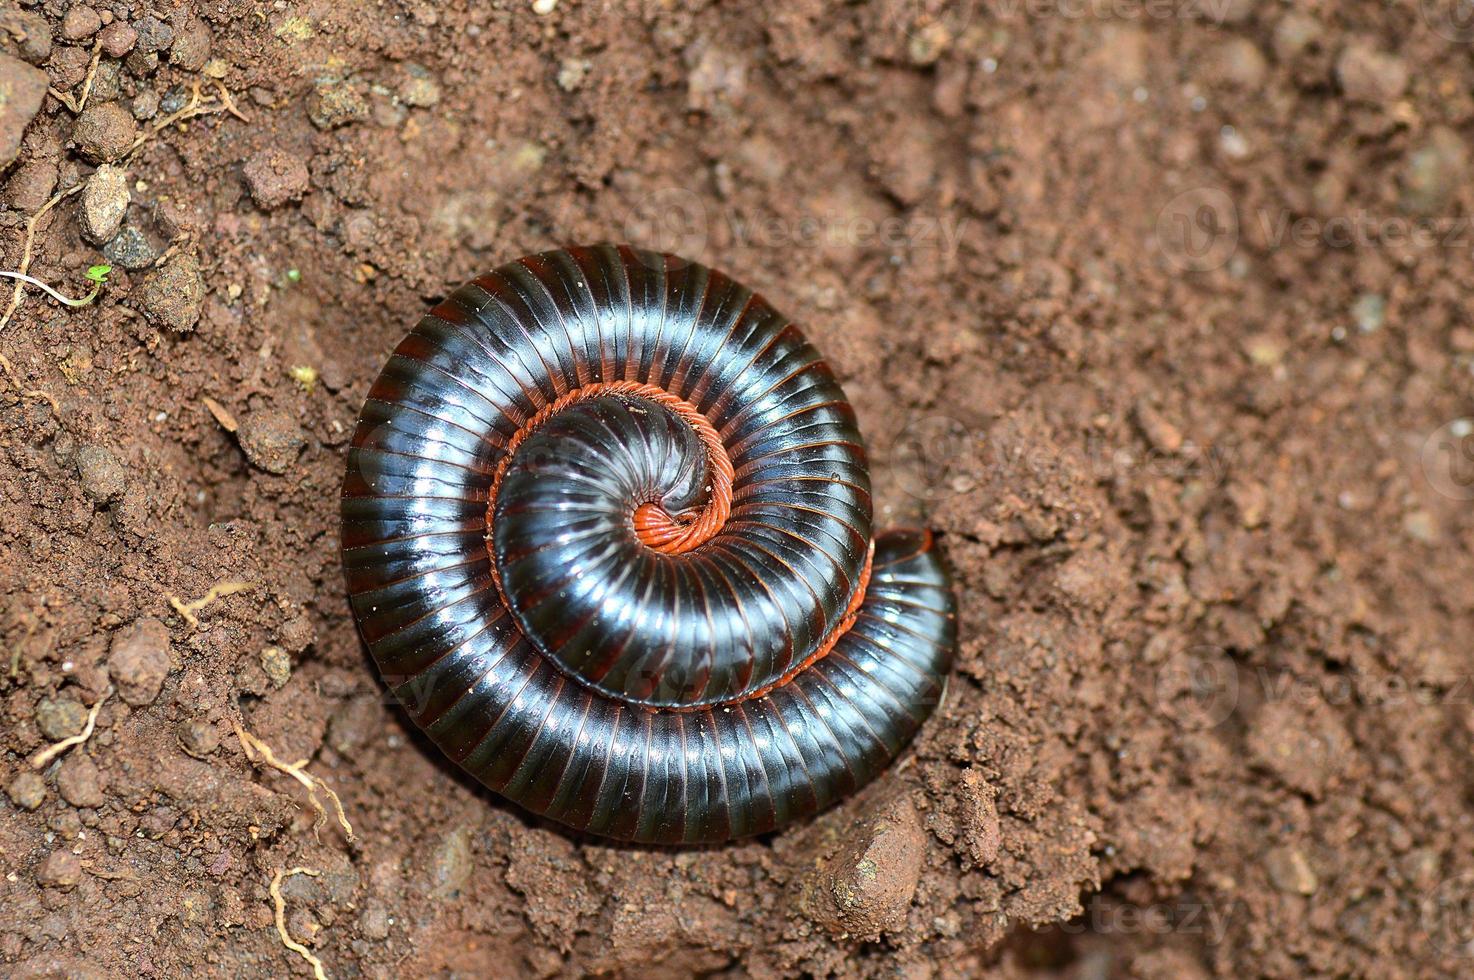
[
  {"left": 286, "top": 268, "right": 302, "bottom": 284},
  {"left": 85, "top": 264, "right": 112, "bottom": 284}
]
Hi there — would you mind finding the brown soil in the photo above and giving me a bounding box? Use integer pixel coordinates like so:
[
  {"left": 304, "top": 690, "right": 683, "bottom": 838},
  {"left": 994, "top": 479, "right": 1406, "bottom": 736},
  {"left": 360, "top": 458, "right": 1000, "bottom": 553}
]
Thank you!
[{"left": 2, "top": 2, "right": 1472, "bottom": 978}]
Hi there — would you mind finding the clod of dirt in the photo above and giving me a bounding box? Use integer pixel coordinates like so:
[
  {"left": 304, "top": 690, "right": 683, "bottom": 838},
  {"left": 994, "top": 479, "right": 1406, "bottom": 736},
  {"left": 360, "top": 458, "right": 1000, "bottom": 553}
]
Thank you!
[
  {"left": 36, "top": 849, "right": 83, "bottom": 891},
  {"left": 7, "top": 771, "right": 46, "bottom": 810},
  {"left": 307, "top": 78, "right": 368, "bottom": 129},
  {"left": 1335, "top": 44, "right": 1408, "bottom": 104},
  {"left": 4, "top": 158, "right": 57, "bottom": 211},
  {"left": 34, "top": 696, "right": 88, "bottom": 741},
  {"left": 278, "top": 612, "right": 316, "bottom": 653},
  {"left": 797, "top": 794, "right": 927, "bottom": 941},
  {"left": 0, "top": 53, "right": 48, "bottom": 169},
  {"left": 59, "top": 6, "right": 102, "bottom": 42},
  {"left": 70, "top": 102, "right": 137, "bottom": 164},
  {"left": 98, "top": 21, "right": 137, "bottom": 58},
  {"left": 107, "top": 617, "right": 172, "bottom": 706},
  {"left": 958, "top": 768, "right": 1002, "bottom": 867},
  {"left": 74, "top": 444, "right": 126, "bottom": 503},
  {"left": 1399, "top": 126, "right": 1468, "bottom": 217},
  {"left": 176, "top": 718, "right": 220, "bottom": 758},
  {"left": 104, "top": 224, "right": 158, "bottom": 270},
  {"left": 1264, "top": 845, "right": 1319, "bottom": 895},
  {"left": 237, "top": 408, "right": 306, "bottom": 474},
  {"left": 169, "top": 18, "right": 211, "bottom": 70},
  {"left": 243, "top": 148, "right": 309, "bottom": 210},
  {"left": 136, "top": 253, "right": 204, "bottom": 332},
  {"left": 56, "top": 752, "right": 105, "bottom": 808},
  {"left": 80, "top": 164, "right": 129, "bottom": 243},
  {"left": 357, "top": 903, "right": 391, "bottom": 941},
  {"left": 1246, "top": 700, "right": 1351, "bottom": 799},
  {"left": 0, "top": 11, "right": 52, "bottom": 64}
]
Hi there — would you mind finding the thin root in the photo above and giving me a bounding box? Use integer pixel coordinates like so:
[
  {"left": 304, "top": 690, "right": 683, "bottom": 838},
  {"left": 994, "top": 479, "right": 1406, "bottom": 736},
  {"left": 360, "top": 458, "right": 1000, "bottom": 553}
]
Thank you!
[
  {"left": 0, "top": 353, "right": 60, "bottom": 415},
  {"left": 31, "top": 687, "right": 111, "bottom": 768},
  {"left": 270, "top": 867, "right": 329, "bottom": 980},
  {"left": 124, "top": 81, "right": 248, "bottom": 161},
  {"left": 0, "top": 184, "right": 83, "bottom": 333},
  {"left": 77, "top": 39, "right": 104, "bottom": 113},
  {"left": 166, "top": 579, "right": 254, "bottom": 627},
  {"left": 234, "top": 725, "right": 355, "bottom": 843}
]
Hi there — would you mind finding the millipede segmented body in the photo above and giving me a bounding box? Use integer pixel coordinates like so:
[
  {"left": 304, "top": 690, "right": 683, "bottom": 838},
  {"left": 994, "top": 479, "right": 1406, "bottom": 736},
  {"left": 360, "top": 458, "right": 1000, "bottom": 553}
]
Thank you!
[{"left": 342, "top": 244, "right": 956, "bottom": 844}]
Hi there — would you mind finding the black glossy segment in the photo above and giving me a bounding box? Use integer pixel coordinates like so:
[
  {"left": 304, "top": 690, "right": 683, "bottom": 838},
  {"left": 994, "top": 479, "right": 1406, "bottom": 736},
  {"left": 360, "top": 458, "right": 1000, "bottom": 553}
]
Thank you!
[{"left": 342, "top": 244, "right": 956, "bottom": 844}]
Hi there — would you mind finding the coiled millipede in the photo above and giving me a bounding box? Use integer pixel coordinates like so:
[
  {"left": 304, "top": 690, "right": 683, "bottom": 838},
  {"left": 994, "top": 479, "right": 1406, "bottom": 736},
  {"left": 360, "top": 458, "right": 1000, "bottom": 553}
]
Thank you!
[{"left": 341, "top": 245, "right": 956, "bottom": 844}]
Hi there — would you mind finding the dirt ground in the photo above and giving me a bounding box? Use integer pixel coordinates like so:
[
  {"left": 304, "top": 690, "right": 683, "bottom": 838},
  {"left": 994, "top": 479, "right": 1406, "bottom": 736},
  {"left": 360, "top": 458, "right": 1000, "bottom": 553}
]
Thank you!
[{"left": 2, "top": 0, "right": 1472, "bottom": 977}]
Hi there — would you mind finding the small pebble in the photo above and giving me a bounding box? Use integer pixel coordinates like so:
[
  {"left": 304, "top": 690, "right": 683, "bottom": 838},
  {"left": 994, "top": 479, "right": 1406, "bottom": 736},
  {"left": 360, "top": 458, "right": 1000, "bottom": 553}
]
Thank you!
[
  {"left": 56, "top": 752, "right": 106, "bottom": 808},
  {"left": 71, "top": 102, "right": 137, "bottom": 164},
  {"left": 242, "top": 148, "right": 310, "bottom": 209},
  {"left": 60, "top": 6, "right": 102, "bottom": 42},
  {"left": 159, "top": 84, "right": 190, "bottom": 114},
  {"left": 398, "top": 63, "right": 441, "bottom": 107},
  {"left": 1335, "top": 44, "right": 1408, "bottom": 105},
  {"left": 102, "top": 225, "right": 158, "bottom": 270},
  {"left": 99, "top": 21, "right": 138, "bottom": 58},
  {"left": 131, "top": 89, "right": 159, "bottom": 120},
  {"left": 237, "top": 409, "right": 306, "bottom": 474},
  {"left": 260, "top": 646, "right": 292, "bottom": 688},
  {"left": 556, "top": 58, "right": 590, "bottom": 92},
  {"left": 7, "top": 771, "right": 47, "bottom": 810},
  {"left": 307, "top": 78, "right": 368, "bottom": 129},
  {"left": 35, "top": 696, "right": 89, "bottom": 741},
  {"left": 137, "top": 253, "right": 205, "bottom": 332},
  {"left": 1206, "top": 37, "right": 1266, "bottom": 90},
  {"left": 176, "top": 718, "right": 220, "bottom": 758},
  {"left": 107, "top": 617, "right": 172, "bottom": 706},
  {"left": 1272, "top": 12, "right": 1322, "bottom": 62},
  {"left": 36, "top": 849, "right": 84, "bottom": 891},
  {"left": 125, "top": 48, "right": 159, "bottom": 76},
  {"left": 168, "top": 17, "right": 211, "bottom": 71},
  {"left": 132, "top": 14, "right": 174, "bottom": 54},
  {"left": 358, "top": 904, "right": 391, "bottom": 941},
  {"left": 81, "top": 164, "right": 129, "bottom": 244},
  {"left": 1351, "top": 293, "right": 1385, "bottom": 334},
  {"left": 1264, "top": 846, "right": 1319, "bottom": 895},
  {"left": 1399, "top": 126, "right": 1468, "bottom": 217},
  {"left": 75, "top": 444, "right": 127, "bottom": 503}
]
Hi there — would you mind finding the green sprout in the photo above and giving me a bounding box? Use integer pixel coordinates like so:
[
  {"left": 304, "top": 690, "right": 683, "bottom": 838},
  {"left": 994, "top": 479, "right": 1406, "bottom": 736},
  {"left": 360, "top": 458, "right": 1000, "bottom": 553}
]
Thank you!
[{"left": 0, "top": 264, "right": 111, "bottom": 308}]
